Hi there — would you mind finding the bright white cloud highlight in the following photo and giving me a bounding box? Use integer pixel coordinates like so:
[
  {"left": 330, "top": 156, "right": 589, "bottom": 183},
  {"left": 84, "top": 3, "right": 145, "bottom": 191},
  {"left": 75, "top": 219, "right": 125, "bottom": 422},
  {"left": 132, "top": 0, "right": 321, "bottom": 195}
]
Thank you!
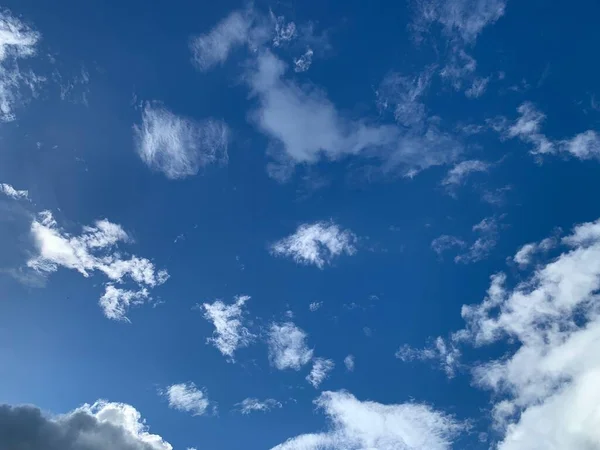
[
  {"left": 200, "top": 295, "right": 254, "bottom": 361},
  {"left": 26, "top": 211, "right": 168, "bottom": 321},
  {"left": 0, "top": 182, "right": 29, "bottom": 200},
  {"left": 163, "top": 383, "right": 210, "bottom": 416},
  {"left": 134, "top": 102, "right": 228, "bottom": 179},
  {"left": 271, "top": 221, "right": 357, "bottom": 269},
  {"left": 271, "top": 391, "right": 464, "bottom": 450},
  {"left": 268, "top": 322, "right": 313, "bottom": 370},
  {"left": 235, "top": 398, "right": 282, "bottom": 414},
  {"left": 306, "top": 358, "right": 335, "bottom": 388}
]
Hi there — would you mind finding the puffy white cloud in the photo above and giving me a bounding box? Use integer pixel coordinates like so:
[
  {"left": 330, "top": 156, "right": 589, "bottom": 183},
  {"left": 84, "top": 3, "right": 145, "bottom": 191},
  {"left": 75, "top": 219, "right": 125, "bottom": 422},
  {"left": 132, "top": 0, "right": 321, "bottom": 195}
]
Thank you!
[
  {"left": 445, "top": 217, "right": 600, "bottom": 448},
  {"left": 513, "top": 236, "right": 557, "bottom": 268},
  {"left": 271, "top": 391, "right": 464, "bottom": 450},
  {"left": 26, "top": 211, "right": 168, "bottom": 320},
  {"left": 0, "top": 182, "right": 29, "bottom": 200},
  {"left": 504, "top": 102, "right": 600, "bottom": 160},
  {"left": 235, "top": 398, "right": 282, "bottom": 415},
  {"left": 163, "top": 382, "right": 210, "bottom": 416},
  {"left": 271, "top": 221, "right": 357, "bottom": 269},
  {"left": 306, "top": 358, "right": 335, "bottom": 388},
  {"left": 200, "top": 295, "right": 254, "bottom": 361},
  {"left": 431, "top": 235, "right": 466, "bottom": 256},
  {"left": 442, "top": 159, "right": 489, "bottom": 187},
  {"left": 0, "top": 9, "right": 42, "bottom": 122},
  {"left": 134, "top": 102, "right": 228, "bottom": 179},
  {"left": 0, "top": 400, "right": 172, "bottom": 450},
  {"left": 268, "top": 322, "right": 313, "bottom": 370},
  {"left": 248, "top": 51, "right": 461, "bottom": 179},
  {"left": 344, "top": 354, "right": 355, "bottom": 372}
]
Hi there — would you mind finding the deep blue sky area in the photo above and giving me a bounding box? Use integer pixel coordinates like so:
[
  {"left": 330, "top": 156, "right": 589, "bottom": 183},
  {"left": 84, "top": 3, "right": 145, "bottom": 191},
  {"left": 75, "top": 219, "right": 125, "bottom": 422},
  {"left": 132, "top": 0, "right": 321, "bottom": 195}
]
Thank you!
[{"left": 1, "top": 1, "right": 600, "bottom": 450}]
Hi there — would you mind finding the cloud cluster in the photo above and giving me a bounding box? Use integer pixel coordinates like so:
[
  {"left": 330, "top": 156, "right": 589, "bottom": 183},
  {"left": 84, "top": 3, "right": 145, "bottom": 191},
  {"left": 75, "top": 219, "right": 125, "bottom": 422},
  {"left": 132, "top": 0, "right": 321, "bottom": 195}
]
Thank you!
[
  {"left": 455, "top": 215, "right": 501, "bottom": 263},
  {"left": 504, "top": 102, "right": 600, "bottom": 160},
  {"left": 134, "top": 102, "right": 229, "bottom": 179},
  {"left": 162, "top": 383, "right": 210, "bottom": 416},
  {"left": 200, "top": 295, "right": 254, "bottom": 361},
  {"left": 271, "top": 391, "right": 464, "bottom": 450},
  {"left": 271, "top": 221, "right": 356, "bottom": 269},
  {"left": 0, "top": 182, "right": 29, "bottom": 200},
  {"left": 267, "top": 322, "right": 314, "bottom": 371},
  {"left": 235, "top": 398, "right": 282, "bottom": 415},
  {"left": 0, "top": 400, "right": 172, "bottom": 450},
  {"left": 26, "top": 211, "right": 168, "bottom": 321},
  {"left": 0, "top": 9, "right": 42, "bottom": 122},
  {"left": 306, "top": 358, "right": 335, "bottom": 388}
]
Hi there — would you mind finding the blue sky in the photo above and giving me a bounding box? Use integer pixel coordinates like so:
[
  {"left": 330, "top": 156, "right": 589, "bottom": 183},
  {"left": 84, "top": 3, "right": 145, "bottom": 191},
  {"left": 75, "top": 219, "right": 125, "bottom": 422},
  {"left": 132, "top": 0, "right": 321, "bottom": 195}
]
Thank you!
[{"left": 1, "top": 0, "right": 600, "bottom": 449}]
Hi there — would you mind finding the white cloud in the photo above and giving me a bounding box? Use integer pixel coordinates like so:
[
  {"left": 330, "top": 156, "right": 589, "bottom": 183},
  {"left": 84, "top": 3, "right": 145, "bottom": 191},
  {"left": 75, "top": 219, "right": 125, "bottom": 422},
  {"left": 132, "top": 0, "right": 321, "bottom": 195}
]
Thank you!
[
  {"left": 248, "top": 51, "right": 461, "bottom": 178},
  {"left": 26, "top": 210, "right": 168, "bottom": 320},
  {"left": 235, "top": 398, "right": 282, "bottom": 414},
  {"left": 465, "top": 76, "right": 489, "bottom": 98},
  {"left": 134, "top": 102, "right": 229, "bottom": 179},
  {"left": 268, "top": 322, "right": 313, "bottom": 370},
  {"left": 504, "top": 102, "right": 600, "bottom": 160},
  {"left": 455, "top": 215, "right": 501, "bottom": 263},
  {"left": 271, "top": 391, "right": 464, "bottom": 450},
  {"left": 306, "top": 358, "right": 335, "bottom": 388},
  {"left": 200, "top": 295, "right": 254, "bottom": 361},
  {"left": 308, "top": 301, "right": 322, "bottom": 312},
  {"left": 293, "top": 48, "right": 313, "bottom": 72},
  {"left": 271, "top": 221, "right": 357, "bottom": 269},
  {"left": 0, "top": 400, "right": 173, "bottom": 450},
  {"left": 442, "top": 159, "right": 489, "bottom": 187},
  {"left": 163, "top": 382, "right": 210, "bottom": 416},
  {"left": 271, "top": 12, "right": 296, "bottom": 47},
  {"left": 376, "top": 70, "right": 432, "bottom": 128},
  {"left": 445, "top": 217, "right": 600, "bottom": 448},
  {"left": 344, "top": 354, "right": 355, "bottom": 372},
  {"left": 396, "top": 337, "right": 461, "bottom": 377},
  {"left": 0, "top": 182, "right": 29, "bottom": 200},
  {"left": 0, "top": 9, "right": 42, "bottom": 122},
  {"left": 513, "top": 236, "right": 557, "bottom": 268},
  {"left": 431, "top": 235, "right": 466, "bottom": 256}
]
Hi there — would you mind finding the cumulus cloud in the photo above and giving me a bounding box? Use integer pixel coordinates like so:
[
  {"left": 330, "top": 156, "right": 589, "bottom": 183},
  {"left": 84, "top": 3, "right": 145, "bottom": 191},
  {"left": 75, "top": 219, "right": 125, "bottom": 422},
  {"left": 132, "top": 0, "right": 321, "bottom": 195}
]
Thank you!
[
  {"left": 271, "top": 391, "right": 464, "bottom": 450},
  {"left": 0, "top": 183, "right": 29, "bottom": 200},
  {"left": 268, "top": 322, "right": 313, "bottom": 370},
  {"left": 162, "top": 383, "right": 210, "bottom": 416},
  {"left": 442, "top": 159, "right": 490, "bottom": 187},
  {"left": 271, "top": 221, "right": 357, "bottom": 269},
  {"left": 306, "top": 358, "right": 335, "bottom": 388},
  {"left": 134, "top": 102, "right": 228, "bottom": 179},
  {"left": 344, "top": 354, "right": 355, "bottom": 372},
  {"left": 235, "top": 398, "right": 282, "bottom": 415},
  {"left": 26, "top": 210, "right": 168, "bottom": 321},
  {"left": 512, "top": 236, "right": 557, "bottom": 268},
  {"left": 200, "top": 295, "right": 254, "bottom": 361},
  {"left": 504, "top": 102, "right": 600, "bottom": 160},
  {"left": 439, "top": 217, "right": 600, "bottom": 448},
  {"left": 0, "top": 9, "right": 42, "bottom": 122},
  {"left": 248, "top": 51, "right": 461, "bottom": 179},
  {"left": 0, "top": 400, "right": 172, "bottom": 450}
]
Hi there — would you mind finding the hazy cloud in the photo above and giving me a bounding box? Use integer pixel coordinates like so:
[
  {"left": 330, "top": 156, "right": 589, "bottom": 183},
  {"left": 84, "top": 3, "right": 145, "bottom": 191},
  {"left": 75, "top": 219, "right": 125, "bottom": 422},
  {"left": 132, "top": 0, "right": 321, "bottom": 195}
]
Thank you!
[
  {"left": 306, "top": 358, "right": 335, "bottom": 388},
  {"left": 235, "top": 398, "right": 282, "bottom": 415},
  {"left": 268, "top": 322, "right": 313, "bottom": 370}
]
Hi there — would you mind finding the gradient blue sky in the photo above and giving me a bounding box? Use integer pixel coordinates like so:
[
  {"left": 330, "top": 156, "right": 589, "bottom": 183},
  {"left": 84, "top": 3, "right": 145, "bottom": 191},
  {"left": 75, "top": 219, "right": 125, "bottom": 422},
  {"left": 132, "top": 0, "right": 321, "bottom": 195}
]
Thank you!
[{"left": 1, "top": 1, "right": 600, "bottom": 449}]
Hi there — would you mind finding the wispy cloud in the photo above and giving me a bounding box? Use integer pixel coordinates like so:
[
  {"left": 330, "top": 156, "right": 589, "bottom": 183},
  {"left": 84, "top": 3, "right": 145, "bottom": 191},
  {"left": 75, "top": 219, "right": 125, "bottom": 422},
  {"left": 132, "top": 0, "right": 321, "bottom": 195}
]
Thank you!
[
  {"left": 465, "top": 76, "right": 490, "bottom": 98},
  {"left": 503, "top": 102, "right": 600, "bottom": 160},
  {"left": 0, "top": 9, "right": 42, "bottom": 122},
  {"left": 376, "top": 70, "right": 432, "bottom": 128},
  {"left": 271, "top": 391, "right": 464, "bottom": 450},
  {"left": 271, "top": 221, "right": 357, "bottom": 269},
  {"left": 455, "top": 215, "right": 501, "bottom": 263},
  {"left": 267, "top": 322, "right": 313, "bottom": 370},
  {"left": 344, "top": 354, "right": 355, "bottom": 372},
  {"left": 162, "top": 382, "right": 210, "bottom": 416},
  {"left": 235, "top": 398, "right": 282, "bottom": 415},
  {"left": 0, "top": 183, "right": 29, "bottom": 200},
  {"left": 308, "top": 301, "right": 322, "bottom": 312},
  {"left": 396, "top": 337, "right": 461, "bottom": 377},
  {"left": 442, "top": 159, "right": 490, "bottom": 187},
  {"left": 26, "top": 210, "right": 168, "bottom": 321},
  {"left": 293, "top": 48, "right": 313, "bottom": 72},
  {"left": 200, "top": 295, "right": 254, "bottom": 361},
  {"left": 431, "top": 235, "right": 466, "bottom": 256},
  {"left": 0, "top": 400, "right": 173, "bottom": 450},
  {"left": 134, "top": 102, "right": 228, "bottom": 179},
  {"left": 306, "top": 358, "right": 334, "bottom": 388}
]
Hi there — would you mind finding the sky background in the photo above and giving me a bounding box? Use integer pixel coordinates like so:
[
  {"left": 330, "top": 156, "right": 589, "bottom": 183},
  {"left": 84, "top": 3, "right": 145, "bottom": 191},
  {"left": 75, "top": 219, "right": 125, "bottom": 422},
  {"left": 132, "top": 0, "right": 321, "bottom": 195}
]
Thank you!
[{"left": 1, "top": 1, "right": 600, "bottom": 449}]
